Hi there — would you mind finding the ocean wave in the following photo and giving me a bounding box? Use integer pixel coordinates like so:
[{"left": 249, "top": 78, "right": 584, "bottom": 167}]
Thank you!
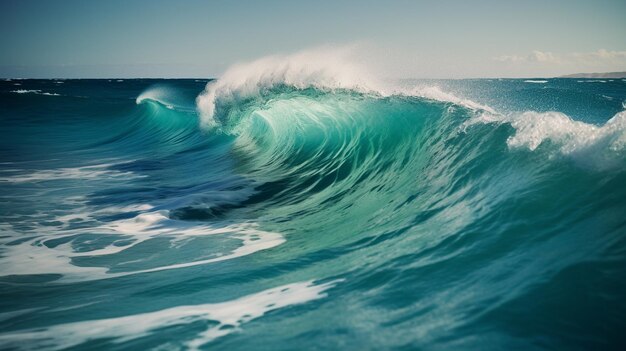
[
  {"left": 196, "top": 48, "right": 495, "bottom": 129},
  {"left": 523, "top": 80, "right": 548, "bottom": 84},
  {"left": 10, "top": 89, "right": 60, "bottom": 96},
  {"left": 196, "top": 48, "right": 382, "bottom": 128},
  {"left": 577, "top": 80, "right": 607, "bottom": 83},
  {"left": 464, "top": 110, "right": 626, "bottom": 170},
  {"left": 136, "top": 85, "right": 194, "bottom": 111},
  {"left": 404, "top": 85, "right": 497, "bottom": 113},
  {"left": 193, "top": 48, "right": 626, "bottom": 178},
  {"left": 2, "top": 54, "right": 626, "bottom": 350}
]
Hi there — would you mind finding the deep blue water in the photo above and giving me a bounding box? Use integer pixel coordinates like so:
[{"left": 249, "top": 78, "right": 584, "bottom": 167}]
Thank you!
[{"left": 0, "top": 75, "right": 625, "bottom": 350}]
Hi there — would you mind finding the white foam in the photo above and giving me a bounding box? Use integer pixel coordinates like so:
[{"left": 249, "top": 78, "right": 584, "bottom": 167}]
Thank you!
[
  {"left": 136, "top": 87, "right": 167, "bottom": 104},
  {"left": 196, "top": 48, "right": 383, "bottom": 127},
  {"left": 97, "top": 211, "right": 285, "bottom": 276},
  {"left": 54, "top": 204, "right": 154, "bottom": 224},
  {"left": 0, "top": 208, "right": 285, "bottom": 282},
  {"left": 11, "top": 89, "right": 39, "bottom": 94},
  {"left": 0, "top": 164, "right": 142, "bottom": 183},
  {"left": 196, "top": 48, "right": 495, "bottom": 128},
  {"left": 10, "top": 89, "right": 60, "bottom": 96},
  {"left": 136, "top": 85, "right": 186, "bottom": 110},
  {"left": 405, "top": 86, "right": 497, "bottom": 114},
  {"left": 464, "top": 110, "right": 626, "bottom": 170},
  {"left": 0, "top": 160, "right": 281, "bottom": 282},
  {"left": 0, "top": 280, "right": 339, "bottom": 350},
  {"left": 523, "top": 80, "right": 548, "bottom": 84}
]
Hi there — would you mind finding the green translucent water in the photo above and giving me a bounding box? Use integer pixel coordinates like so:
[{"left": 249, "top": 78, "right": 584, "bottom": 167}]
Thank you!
[{"left": 0, "top": 76, "right": 625, "bottom": 350}]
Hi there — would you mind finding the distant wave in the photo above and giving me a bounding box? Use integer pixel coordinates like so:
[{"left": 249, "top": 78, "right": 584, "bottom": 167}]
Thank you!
[
  {"left": 136, "top": 85, "right": 192, "bottom": 111},
  {"left": 10, "top": 89, "right": 60, "bottom": 96},
  {"left": 577, "top": 80, "right": 607, "bottom": 83},
  {"left": 464, "top": 109, "right": 626, "bottom": 170}
]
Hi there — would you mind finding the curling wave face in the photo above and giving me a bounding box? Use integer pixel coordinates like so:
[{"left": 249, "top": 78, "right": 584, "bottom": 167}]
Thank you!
[{"left": 1, "top": 51, "right": 626, "bottom": 350}]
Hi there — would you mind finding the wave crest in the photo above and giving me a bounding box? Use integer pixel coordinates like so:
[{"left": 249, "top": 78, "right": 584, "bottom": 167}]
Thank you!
[
  {"left": 195, "top": 48, "right": 502, "bottom": 131},
  {"left": 196, "top": 48, "right": 624, "bottom": 172},
  {"left": 196, "top": 48, "right": 383, "bottom": 128},
  {"left": 466, "top": 110, "right": 626, "bottom": 170},
  {"left": 136, "top": 85, "right": 188, "bottom": 110}
]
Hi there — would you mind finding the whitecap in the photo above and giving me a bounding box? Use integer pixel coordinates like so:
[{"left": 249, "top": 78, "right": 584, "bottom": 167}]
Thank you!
[
  {"left": 196, "top": 47, "right": 496, "bottom": 128},
  {"left": 464, "top": 110, "right": 626, "bottom": 170},
  {"left": 10, "top": 89, "right": 60, "bottom": 96},
  {"left": 406, "top": 86, "right": 496, "bottom": 114},
  {"left": 196, "top": 47, "right": 381, "bottom": 128}
]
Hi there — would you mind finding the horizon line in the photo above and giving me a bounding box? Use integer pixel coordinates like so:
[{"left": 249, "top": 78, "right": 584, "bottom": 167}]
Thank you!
[{"left": 4, "top": 76, "right": 624, "bottom": 80}]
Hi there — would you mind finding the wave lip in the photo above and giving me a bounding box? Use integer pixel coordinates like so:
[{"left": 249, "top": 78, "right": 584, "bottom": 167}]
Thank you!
[
  {"left": 406, "top": 86, "right": 497, "bottom": 113},
  {"left": 136, "top": 85, "right": 195, "bottom": 111},
  {"left": 196, "top": 48, "right": 383, "bottom": 128},
  {"left": 196, "top": 48, "right": 499, "bottom": 131},
  {"left": 196, "top": 48, "right": 623, "bottom": 173}
]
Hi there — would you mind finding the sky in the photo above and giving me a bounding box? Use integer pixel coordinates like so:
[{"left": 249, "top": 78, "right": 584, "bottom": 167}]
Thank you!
[{"left": 1, "top": 0, "right": 625, "bottom": 78}]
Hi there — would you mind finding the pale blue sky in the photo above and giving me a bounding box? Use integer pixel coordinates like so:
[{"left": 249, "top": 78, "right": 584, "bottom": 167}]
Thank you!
[{"left": 1, "top": 0, "right": 625, "bottom": 78}]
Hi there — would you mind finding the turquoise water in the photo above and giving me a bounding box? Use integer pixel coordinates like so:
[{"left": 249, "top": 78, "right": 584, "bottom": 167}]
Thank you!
[{"left": 1, "top": 71, "right": 625, "bottom": 350}]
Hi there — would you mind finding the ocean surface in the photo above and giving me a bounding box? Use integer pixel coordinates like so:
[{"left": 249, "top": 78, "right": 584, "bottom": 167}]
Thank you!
[{"left": 1, "top": 57, "right": 626, "bottom": 350}]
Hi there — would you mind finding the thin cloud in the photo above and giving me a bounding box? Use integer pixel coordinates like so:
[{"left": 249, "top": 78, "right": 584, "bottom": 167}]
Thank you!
[
  {"left": 493, "top": 54, "right": 526, "bottom": 63},
  {"left": 572, "top": 49, "right": 626, "bottom": 65},
  {"left": 527, "top": 51, "right": 562, "bottom": 63},
  {"left": 493, "top": 49, "right": 626, "bottom": 66}
]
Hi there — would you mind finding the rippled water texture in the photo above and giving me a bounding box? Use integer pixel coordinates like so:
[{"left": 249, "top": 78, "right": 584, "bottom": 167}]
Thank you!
[{"left": 1, "top": 55, "right": 625, "bottom": 350}]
